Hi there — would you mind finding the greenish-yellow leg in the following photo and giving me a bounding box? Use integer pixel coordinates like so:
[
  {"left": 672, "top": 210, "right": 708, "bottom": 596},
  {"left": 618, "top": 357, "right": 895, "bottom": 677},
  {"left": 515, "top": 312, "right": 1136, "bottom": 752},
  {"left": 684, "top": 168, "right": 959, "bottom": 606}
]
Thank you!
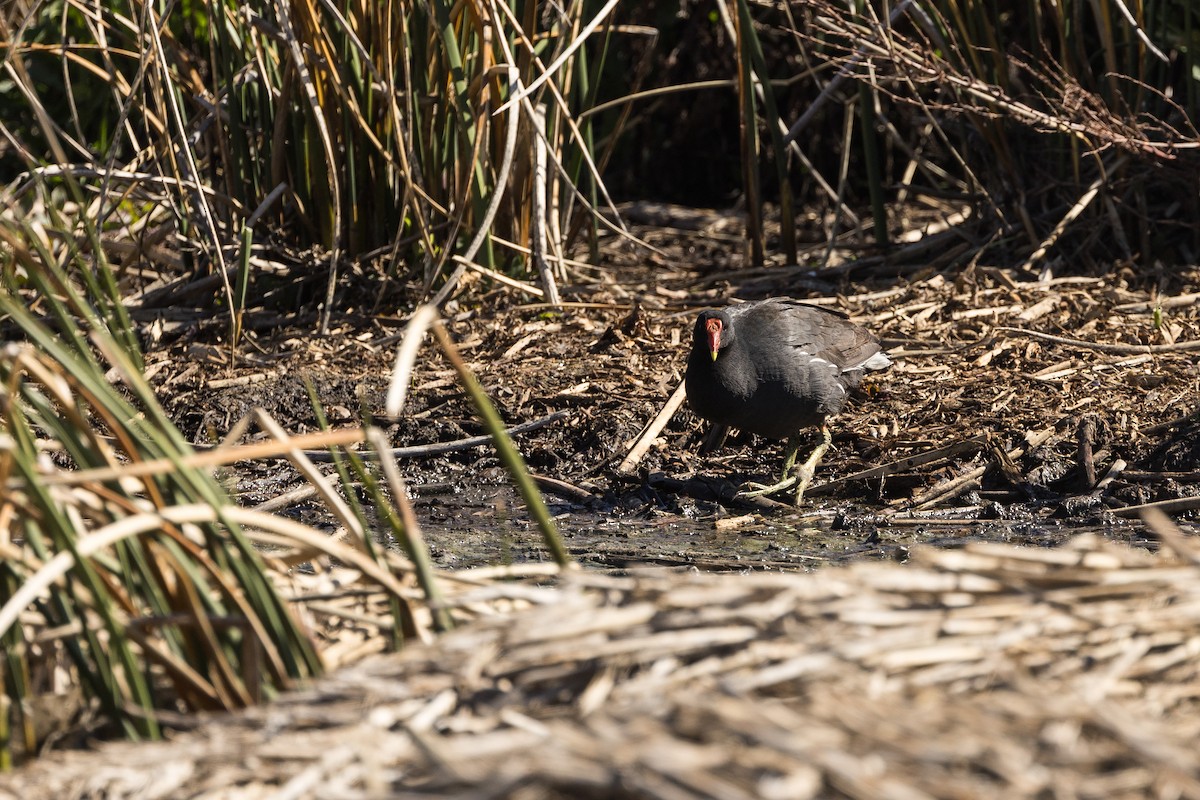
[
  {"left": 739, "top": 426, "right": 832, "bottom": 505},
  {"left": 791, "top": 425, "right": 832, "bottom": 504}
]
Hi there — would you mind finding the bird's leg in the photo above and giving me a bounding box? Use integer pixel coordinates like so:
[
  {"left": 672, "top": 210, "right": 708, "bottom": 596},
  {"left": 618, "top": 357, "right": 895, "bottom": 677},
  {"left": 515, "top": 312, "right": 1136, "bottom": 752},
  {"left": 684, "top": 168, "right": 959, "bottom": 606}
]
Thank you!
[
  {"left": 779, "top": 439, "right": 799, "bottom": 478},
  {"left": 700, "top": 423, "right": 730, "bottom": 454},
  {"left": 738, "top": 427, "right": 832, "bottom": 504},
  {"left": 738, "top": 436, "right": 803, "bottom": 498},
  {"left": 791, "top": 425, "right": 832, "bottom": 505}
]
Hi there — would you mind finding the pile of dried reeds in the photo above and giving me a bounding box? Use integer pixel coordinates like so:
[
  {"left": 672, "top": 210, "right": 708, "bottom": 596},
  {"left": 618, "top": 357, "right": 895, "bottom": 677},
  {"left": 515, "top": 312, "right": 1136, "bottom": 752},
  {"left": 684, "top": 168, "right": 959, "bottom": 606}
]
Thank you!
[{"left": 6, "top": 512, "right": 1200, "bottom": 799}]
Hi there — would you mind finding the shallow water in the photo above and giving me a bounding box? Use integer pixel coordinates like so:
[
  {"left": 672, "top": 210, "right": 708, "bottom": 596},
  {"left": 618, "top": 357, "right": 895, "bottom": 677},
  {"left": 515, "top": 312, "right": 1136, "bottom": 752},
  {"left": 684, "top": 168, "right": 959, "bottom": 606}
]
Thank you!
[{"left": 410, "top": 481, "right": 1171, "bottom": 571}]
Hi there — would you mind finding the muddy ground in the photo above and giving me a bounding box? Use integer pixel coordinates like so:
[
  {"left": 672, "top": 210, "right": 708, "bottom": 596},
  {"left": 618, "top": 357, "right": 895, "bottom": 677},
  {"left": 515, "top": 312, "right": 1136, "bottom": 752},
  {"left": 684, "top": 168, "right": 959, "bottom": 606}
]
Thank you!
[{"left": 142, "top": 209, "right": 1200, "bottom": 569}]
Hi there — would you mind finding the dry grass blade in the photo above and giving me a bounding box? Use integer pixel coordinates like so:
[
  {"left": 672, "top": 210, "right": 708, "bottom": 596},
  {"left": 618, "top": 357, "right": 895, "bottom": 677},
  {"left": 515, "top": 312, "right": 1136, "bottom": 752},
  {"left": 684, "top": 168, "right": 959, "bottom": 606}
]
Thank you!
[
  {"left": 250, "top": 409, "right": 365, "bottom": 544},
  {"left": 268, "top": 0, "right": 342, "bottom": 332},
  {"left": 30, "top": 428, "right": 368, "bottom": 487},
  {"left": 619, "top": 380, "right": 688, "bottom": 474},
  {"left": 497, "top": 0, "right": 622, "bottom": 112},
  {"left": 386, "top": 305, "right": 439, "bottom": 418},
  {"left": 427, "top": 60, "right": 522, "bottom": 306}
]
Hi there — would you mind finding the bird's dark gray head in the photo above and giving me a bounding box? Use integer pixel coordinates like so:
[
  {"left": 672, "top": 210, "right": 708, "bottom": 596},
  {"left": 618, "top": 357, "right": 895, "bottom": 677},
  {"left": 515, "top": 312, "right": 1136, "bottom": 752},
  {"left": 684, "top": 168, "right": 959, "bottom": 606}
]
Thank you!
[{"left": 694, "top": 309, "right": 733, "bottom": 361}]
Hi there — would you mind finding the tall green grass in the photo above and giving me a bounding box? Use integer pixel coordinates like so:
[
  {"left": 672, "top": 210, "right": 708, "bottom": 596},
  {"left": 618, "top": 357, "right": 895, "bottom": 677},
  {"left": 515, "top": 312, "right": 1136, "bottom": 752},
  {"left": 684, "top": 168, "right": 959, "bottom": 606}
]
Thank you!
[
  {"left": 0, "top": 0, "right": 626, "bottom": 336},
  {"left": 4, "top": 0, "right": 1194, "bottom": 291},
  {"left": 0, "top": 284, "right": 321, "bottom": 758}
]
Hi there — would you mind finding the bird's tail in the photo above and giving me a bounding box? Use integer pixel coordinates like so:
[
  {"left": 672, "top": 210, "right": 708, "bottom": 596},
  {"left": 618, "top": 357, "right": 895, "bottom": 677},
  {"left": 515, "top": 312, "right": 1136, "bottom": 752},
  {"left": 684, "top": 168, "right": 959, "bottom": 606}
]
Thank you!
[{"left": 861, "top": 351, "right": 893, "bottom": 372}]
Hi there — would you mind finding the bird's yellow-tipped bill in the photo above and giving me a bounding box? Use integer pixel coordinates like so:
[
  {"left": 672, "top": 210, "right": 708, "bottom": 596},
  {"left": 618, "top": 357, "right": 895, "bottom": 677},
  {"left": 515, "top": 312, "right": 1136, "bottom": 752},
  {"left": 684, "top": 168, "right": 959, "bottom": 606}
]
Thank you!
[{"left": 705, "top": 318, "right": 722, "bottom": 361}]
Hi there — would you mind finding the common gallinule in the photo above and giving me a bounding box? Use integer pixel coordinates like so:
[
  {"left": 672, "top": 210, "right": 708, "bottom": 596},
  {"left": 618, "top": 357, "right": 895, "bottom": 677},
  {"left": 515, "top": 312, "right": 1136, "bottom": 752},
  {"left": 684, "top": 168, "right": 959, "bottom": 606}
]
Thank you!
[{"left": 685, "top": 298, "right": 891, "bottom": 504}]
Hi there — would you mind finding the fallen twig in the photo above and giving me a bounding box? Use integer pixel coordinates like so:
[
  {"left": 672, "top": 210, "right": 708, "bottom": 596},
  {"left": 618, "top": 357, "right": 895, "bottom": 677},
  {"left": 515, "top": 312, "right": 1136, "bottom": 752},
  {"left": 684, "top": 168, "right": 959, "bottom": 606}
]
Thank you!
[
  {"left": 910, "top": 475, "right": 981, "bottom": 510},
  {"left": 806, "top": 435, "right": 988, "bottom": 497},
  {"left": 1019, "top": 167, "right": 1109, "bottom": 273},
  {"left": 206, "top": 372, "right": 277, "bottom": 390},
  {"left": 1114, "top": 292, "right": 1200, "bottom": 314},
  {"left": 618, "top": 380, "right": 689, "bottom": 474},
  {"left": 1077, "top": 415, "right": 1097, "bottom": 489},
  {"left": 303, "top": 411, "right": 570, "bottom": 462},
  {"left": 1139, "top": 406, "right": 1200, "bottom": 436},
  {"left": 1111, "top": 495, "right": 1200, "bottom": 518},
  {"left": 881, "top": 511, "right": 987, "bottom": 526},
  {"left": 451, "top": 255, "right": 544, "bottom": 299},
  {"left": 252, "top": 482, "right": 322, "bottom": 513},
  {"left": 1095, "top": 458, "right": 1125, "bottom": 491},
  {"left": 532, "top": 474, "right": 601, "bottom": 505},
  {"left": 1121, "top": 470, "right": 1200, "bottom": 483},
  {"left": 996, "top": 327, "right": 1200, "bottom": 355},
  {"left": 905, "top": 429, "right": 1055, "bottom": 511}
]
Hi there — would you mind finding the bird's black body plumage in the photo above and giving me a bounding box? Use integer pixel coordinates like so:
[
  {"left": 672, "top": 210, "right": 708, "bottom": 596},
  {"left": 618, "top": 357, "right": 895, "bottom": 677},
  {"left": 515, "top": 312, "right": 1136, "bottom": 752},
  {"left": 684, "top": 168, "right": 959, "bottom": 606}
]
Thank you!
[{"left": 685, "top": 298, "right": 890, "bottom": 440}]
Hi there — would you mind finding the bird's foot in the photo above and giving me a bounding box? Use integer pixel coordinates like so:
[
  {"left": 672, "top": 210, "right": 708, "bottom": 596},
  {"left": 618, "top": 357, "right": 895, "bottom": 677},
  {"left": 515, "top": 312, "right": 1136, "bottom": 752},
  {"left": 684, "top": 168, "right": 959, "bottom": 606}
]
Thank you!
[
  {"left": 738, "top": 428, "right": 832, "bottom": 505},
  {"left": 737, "top": 475, "right": 799, "bottom": 499},
  {"left": 790, "top": 428, "right": 831, "bottom": 505},
  {"left": 738, "top": 462, "right": 818, "bottom": 505},
  {"left": 792, "top": 464, "right": 816, "bottom": 505}
]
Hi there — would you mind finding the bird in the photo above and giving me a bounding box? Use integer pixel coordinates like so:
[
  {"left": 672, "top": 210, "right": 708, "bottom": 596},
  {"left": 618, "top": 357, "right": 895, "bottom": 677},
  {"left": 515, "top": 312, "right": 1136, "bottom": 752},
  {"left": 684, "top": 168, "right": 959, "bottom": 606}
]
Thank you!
[{"left": 684, "top": 298, "right": 891, "bottom": 504}]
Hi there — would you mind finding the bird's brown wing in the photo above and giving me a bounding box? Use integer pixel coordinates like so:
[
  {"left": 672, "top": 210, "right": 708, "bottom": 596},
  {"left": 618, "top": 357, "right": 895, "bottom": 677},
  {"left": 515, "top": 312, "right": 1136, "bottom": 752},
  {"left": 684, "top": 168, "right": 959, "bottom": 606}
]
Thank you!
[{"left": 767, "top": 299, "right": 884, "bottom": 370}]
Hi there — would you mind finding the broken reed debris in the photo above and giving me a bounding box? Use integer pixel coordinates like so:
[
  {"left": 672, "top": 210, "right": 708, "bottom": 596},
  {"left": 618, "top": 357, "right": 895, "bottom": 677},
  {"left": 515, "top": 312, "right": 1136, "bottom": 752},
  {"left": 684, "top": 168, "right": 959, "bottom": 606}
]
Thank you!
[{"left": 5, "top": 530, "right": 1200, "bottom": 798}]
